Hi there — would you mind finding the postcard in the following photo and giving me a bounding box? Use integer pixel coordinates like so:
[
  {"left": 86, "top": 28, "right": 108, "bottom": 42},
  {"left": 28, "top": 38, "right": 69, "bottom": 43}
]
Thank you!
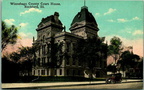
[{"left": 2, "top": 0, "right": 143, "bottom": 89}]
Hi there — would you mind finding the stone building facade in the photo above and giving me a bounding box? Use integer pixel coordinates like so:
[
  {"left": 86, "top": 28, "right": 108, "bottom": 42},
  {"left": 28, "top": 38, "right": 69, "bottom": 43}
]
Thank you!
[{"left": 32, "top": 5, "right": 106, "bottom": 78}]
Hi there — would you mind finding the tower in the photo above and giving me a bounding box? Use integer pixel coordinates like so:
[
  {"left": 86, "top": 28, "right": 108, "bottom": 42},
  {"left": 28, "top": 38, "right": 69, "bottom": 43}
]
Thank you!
[
  {"left": 36, "top": 12, "right": 63, "bottom": 41},
  {"left": 70, "top": 6, "right": 99, "bottom": 39},
  {"left": 32, "top": 12, "right": 64, "bottom": 76}
]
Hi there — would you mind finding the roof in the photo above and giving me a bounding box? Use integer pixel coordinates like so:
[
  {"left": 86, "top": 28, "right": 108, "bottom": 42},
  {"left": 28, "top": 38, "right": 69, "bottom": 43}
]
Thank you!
[
  {"left": 71, "top": 6, "right": 98, "bottom": 26},
  {"left": 38, "top": 12, "right": 62, "bottom": 27}
]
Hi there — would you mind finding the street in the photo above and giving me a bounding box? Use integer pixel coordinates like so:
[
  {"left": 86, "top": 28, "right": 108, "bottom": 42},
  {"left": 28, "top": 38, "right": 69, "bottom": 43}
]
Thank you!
[
  {"left": 42, "top": 82, "right": 143, "bottom": 89},
  {"left": 2, "top": 79, "right": 143, "bottom": 89}
]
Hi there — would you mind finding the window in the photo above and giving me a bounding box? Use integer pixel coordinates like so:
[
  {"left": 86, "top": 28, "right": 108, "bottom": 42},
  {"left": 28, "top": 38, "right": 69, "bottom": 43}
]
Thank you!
[
  {"left": 41, "top": 70, "right": 45, "bottom": 75},
  {"left": 72, "top": 58, "right": 76, "bottom": 65},
  {"left": 47, "top": 57, "right": 49, "bottom": 63},
  {"left": 47, "top": 69, "right": 49, "bottom": 75},
  {"left": 42, "top": 45, "right": 46, "bottom": 55},
  {"left": 43, "top": 35, "right": 45, "bottom": 43},
  {"left": 66, "top": 42, "right": 70, "bottom": 52},
  {"left": 66, "top": 69, "right": 69, "bottom": 76},
  {"left": 48, "top": 44, "right": 51, "bottom": 52},
  {"left": 66, "top": 57, "right": 70, "bottom": 65},
  {"left": 38, "top": 58, "right": 40, "bottom": 66},
  {"left": 42, "top": 57, "right": 45, "bottom": 65},
  {"left": 42, "top": 46, "right": 43, "bottom": 54},
  {"left": 38, "top": 70, "right": 40, "bottom": 76},
  {"left": 73, "top": 70, "right": 75, "bottom": 76},
  {"left": 54, "top": 69, "right": 57, "bottom": 75},
  {"left": 78, "top": 14, "right": 81, "bottom": 18},
  {"left": 39, "top": 47, "right": 41, "bottom": 56},
  {"left": 47, "top": 57, "right": 51, "bottom": 63},
  {"left": 33, "top": 70, "right": 35, "bottom": 75},
  {"left": 59, "top": 69, "right": 62, "bottom": 75}
]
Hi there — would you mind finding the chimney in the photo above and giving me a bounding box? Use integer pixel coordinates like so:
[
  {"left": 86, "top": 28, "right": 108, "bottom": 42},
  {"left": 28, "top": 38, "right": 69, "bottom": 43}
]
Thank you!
[{"left": 54, "top": 12, "right": 59, "bottom": 22}]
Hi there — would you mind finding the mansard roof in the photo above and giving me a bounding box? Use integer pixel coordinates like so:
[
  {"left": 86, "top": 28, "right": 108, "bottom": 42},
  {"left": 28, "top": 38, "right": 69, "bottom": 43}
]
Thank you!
[{"left": 37, "top": 12, "right": 62, "bottom": 28}]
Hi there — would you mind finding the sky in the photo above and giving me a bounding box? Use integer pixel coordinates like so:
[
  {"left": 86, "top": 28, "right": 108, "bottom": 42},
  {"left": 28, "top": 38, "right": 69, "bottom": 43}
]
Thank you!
[{"left": 2, "top": 0, "right": 143, "bottom": 57}]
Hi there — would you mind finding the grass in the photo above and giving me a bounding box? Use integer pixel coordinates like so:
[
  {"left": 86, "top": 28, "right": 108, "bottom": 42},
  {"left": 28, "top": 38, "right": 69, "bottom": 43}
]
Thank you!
[{"left": 16, "top": 76, "right": 106, "bottom": 83}]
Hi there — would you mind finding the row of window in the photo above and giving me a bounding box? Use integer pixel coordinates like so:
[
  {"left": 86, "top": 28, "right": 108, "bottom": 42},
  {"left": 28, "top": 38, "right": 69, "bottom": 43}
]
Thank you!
[
  {"left": 38, "top": 41, "right": 77, "bottom": 56},
  {"left": 38, "top": 45, "right": 51, "bottom": 56},
  {"left": 66, "top": 58, "right": 82, "bottom": 66},
  {"left": 36, "top": 56, "right": 82, "bottom": 66},
  {"left": 33, "top": 69, "right": 63, "bottom": 76},
  {"left": 33, "top": 69, "right": 83, "bottom": 76},
  {"left": 37, "top": 57, "right": 51, "bottom": 66}
]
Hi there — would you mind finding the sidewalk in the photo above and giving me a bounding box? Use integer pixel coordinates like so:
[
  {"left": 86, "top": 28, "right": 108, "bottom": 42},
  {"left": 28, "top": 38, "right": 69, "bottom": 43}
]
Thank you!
[{"left": 2, "top": 79, "right": 143, "bottom": 89}]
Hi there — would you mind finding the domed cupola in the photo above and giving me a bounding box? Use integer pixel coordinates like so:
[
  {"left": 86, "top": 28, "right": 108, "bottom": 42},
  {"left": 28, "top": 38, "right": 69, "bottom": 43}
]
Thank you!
[
  {"left": 70, "top": 6, "right": 99, "bottom": 39},
  {"left": 71, "top": 6, "right": 98, "bottom": 27}
]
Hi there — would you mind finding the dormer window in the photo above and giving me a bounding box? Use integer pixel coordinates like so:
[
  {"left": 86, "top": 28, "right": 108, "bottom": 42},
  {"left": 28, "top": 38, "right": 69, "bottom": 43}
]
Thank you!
[{"left": 78, "top": 14, "right": 81, "bottom": 18}]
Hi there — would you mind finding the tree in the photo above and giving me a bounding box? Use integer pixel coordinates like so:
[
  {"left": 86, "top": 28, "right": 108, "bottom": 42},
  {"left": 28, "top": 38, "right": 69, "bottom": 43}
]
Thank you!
[
  {"left": 118, "top": 51, "right": 140, "bottom": 77},
  {"left": 75, "top": 36, "right": 108, "bottom": 78},
  {"left": 2, "top": 55, "right": 19, "bottom": 83},
  {"left": 137, "top": 58, "right": 143, "bottom": 78},
  {"left": 2, "top": 21, "right": 18, "bottom": 51},
  {"left": 118, "top": 51, "right": 132, "bottom": 73},
  {"left": 10, "top": 46, "right": 36, "bottom": 76},
  {"left": 107, "top": 64, "right": 117, "bottom": 73},
  {"left": 108, "top": 36, "right": 123, "bottom": 63},
  {"left": 50, "top": 38, "right": 63, "bottom": 68},
  {"left": 108, "top": 36, "right": 123, "bottom": 73}
]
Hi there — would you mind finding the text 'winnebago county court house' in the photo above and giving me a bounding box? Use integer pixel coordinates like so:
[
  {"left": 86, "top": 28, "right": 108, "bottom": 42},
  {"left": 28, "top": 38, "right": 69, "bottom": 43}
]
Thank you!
[{"left": 32, "top": 5, "right": 107, "bottom": 78}]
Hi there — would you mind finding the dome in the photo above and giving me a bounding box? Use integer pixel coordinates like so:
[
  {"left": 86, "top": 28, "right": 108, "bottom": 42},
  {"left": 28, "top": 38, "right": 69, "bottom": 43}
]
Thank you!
[{"left": 71, "top": 6, "right": 98, "bottom": 27}]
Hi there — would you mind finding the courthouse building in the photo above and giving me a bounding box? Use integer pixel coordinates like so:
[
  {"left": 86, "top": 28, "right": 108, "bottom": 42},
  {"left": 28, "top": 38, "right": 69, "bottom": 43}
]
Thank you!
[{"left": 32, "top": 5, "right": 106, "bottom": 78}]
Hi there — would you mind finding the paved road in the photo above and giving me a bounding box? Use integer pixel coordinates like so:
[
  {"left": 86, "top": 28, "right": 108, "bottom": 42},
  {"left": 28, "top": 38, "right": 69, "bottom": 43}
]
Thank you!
[
  {"left": 43, "top": 82, "right": 143, "bottom": 89},
  {"left": 2, "top": 79, "right": 143, "bottom": 89}
]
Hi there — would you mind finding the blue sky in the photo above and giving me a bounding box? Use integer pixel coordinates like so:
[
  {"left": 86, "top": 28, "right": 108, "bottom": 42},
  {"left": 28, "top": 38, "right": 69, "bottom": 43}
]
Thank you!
[{"left": 2, "top": 0, "right": 143, "bottom": 56}]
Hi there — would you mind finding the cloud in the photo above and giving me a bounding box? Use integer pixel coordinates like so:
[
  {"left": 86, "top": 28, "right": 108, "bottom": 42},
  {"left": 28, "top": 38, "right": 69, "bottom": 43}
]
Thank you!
[
  {"left": 121, "top": 27, "right": 133, "bottom": 34},
  {"left": 107, "top": 19, "right": 115, "bottom": 22},
  {"left": 133, "top": 30, "right": 143, "bottom": 35},
  {"left": 18, "top": 32, "right": 27, "bottom": 38},
  {"left": 18, "top": 32, "right": 33, "bottom": 39},
  {"left": 95, "top": 13, "right": 100, "bottom": 17},
  {"left": 107, "top": 16, "right": 141, "bottom": 23},
  {"left": 117, "top": 18, "right": 128, "bottom": 23},
  {"left": 104, "top": 8, "right": 116, "bottom": 15},
  {"left": 20, "top": 8, "right": 42, "bottom": 16},
  {"left": 4, "top": 19, "right": 15, "bottom": 25},
  {"left": 19, "top": 23, "right": 28, "bottom": 27},
  {"left": 132, "top": 16, "right": 141, "bottom": 20}
]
